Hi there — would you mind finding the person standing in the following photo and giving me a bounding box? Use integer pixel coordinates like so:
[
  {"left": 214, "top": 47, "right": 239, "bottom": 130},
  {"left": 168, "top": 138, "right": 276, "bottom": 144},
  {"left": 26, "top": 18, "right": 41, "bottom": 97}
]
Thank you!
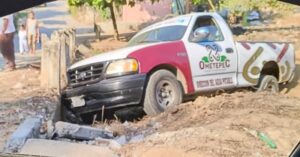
[
  {"left": 18, "top": 24, "right": 29, "bottom": 55},
  {"left": 26, "top": 11, "right": 39, "bottom": 55},
  {"left": 0, "top": 14, "right": 16, "bottom": 71}
]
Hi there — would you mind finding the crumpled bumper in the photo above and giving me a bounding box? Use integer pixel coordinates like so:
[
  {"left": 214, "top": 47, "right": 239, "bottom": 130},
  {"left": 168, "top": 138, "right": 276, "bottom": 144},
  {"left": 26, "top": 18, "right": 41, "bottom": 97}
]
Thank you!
[{"left": 61, "top": 74, "right": 146, "bottom": 114}]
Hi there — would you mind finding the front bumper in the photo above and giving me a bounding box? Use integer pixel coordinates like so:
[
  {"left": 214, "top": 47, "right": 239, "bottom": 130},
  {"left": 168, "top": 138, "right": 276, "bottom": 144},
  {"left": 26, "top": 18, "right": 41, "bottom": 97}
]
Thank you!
[{"left": 62, "top": 74, "right": 146, "bottom": 114}]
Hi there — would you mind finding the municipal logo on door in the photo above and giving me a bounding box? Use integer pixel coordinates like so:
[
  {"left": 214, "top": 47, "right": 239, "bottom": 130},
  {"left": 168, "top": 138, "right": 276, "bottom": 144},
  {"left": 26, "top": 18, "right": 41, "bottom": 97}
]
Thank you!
[{"left": 199, "top": 44, "right": 230, "bottom": 70}]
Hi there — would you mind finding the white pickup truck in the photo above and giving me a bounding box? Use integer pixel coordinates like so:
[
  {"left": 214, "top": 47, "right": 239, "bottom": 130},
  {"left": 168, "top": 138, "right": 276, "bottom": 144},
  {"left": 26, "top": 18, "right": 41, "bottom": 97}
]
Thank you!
[{"left": 62, "top": 13, "right": 295, "bottom": 120}]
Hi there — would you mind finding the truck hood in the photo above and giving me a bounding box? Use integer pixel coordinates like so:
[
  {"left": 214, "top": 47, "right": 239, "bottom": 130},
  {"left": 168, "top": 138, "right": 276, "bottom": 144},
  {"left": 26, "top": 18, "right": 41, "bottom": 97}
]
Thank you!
[{"left": 69, "top": 43, "right": 157, "bottom": 70}]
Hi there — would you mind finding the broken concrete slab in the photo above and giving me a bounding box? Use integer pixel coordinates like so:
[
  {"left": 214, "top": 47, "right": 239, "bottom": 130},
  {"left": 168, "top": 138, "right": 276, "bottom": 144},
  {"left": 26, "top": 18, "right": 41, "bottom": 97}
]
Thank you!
[
  {"left": 3, "top": 117, "right": 41, "bottom": 153},
  {"left": 114, "top": 135, "right": 127, "bottom": 145},
  {"left": 54, "top": 121, "right": 114, "bottom": 140},
  {"left": 20, "top": 139, "right": 118, "bottom": 157},
  {"left": 129, "top": 134, "right": 145, "bottom": 143},
  {"left": 94, "top": 137, "right": 122, "bottom": 150}
]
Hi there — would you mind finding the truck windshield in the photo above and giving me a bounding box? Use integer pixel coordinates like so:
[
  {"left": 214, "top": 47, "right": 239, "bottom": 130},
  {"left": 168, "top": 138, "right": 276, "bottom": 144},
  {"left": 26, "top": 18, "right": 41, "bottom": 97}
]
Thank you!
[{"left": 128, "top": 25, "right": 187, "bottom": 46}]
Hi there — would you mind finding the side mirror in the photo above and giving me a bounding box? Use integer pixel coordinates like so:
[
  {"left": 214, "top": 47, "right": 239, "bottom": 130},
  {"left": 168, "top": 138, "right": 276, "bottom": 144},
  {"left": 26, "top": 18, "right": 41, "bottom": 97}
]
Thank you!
[{"left": 191, "top": 27, "right": 210, "bottom": 42}]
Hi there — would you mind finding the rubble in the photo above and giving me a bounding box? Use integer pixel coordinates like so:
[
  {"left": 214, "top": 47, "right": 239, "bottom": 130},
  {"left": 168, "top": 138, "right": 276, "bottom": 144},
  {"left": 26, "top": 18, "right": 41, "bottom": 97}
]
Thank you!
[
  {"left": 128, "top": 134, "right": 145, "bottom": 143},
  {"left": 3, "top": 117, "right": 42, "bottom": 153},
  {"left": 114, "top": 135, "right": 127, "bottom": 145},
  {"left": 54, "top": 121, "right": 114, "bottom": 140},
  {"left": 0, "top": 68, "right": 58, "bottom": 151},
  {"left": 94, "top": 137, "right": 122, "bottom": 150}
]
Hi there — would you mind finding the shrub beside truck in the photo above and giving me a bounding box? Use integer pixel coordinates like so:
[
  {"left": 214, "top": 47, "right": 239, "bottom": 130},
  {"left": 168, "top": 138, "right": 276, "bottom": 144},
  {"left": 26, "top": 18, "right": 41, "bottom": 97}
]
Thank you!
[{"left": 61, "top": 13, "right": 295, "bottom": 121}]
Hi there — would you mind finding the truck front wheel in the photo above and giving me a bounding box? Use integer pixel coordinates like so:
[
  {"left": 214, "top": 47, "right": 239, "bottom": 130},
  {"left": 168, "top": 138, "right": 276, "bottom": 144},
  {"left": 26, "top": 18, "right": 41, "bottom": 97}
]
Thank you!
[
  {"left": 257, "top": 75, "right": 279, "bottom": 93},
  {"left": 143, "top": 70, "right": 183, "bottom": 115}
]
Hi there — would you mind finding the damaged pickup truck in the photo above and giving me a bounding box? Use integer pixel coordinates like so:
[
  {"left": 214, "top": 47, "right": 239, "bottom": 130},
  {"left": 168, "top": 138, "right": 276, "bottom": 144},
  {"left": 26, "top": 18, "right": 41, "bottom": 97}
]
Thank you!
[{"left": 61, "top": 13, "right": 295, "bottom": 121}]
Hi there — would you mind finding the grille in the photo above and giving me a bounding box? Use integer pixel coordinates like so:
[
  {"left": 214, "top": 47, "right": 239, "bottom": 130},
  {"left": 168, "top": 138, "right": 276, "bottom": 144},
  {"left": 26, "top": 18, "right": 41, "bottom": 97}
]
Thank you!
[{"left": 68, "top": 63, "right": 106, "bottom": 87}]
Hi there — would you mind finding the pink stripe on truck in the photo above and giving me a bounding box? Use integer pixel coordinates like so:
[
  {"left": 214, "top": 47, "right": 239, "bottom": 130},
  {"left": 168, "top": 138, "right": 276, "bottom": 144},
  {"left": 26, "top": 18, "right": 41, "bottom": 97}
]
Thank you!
[{"left": 128, "top": 41, "right": 195, "bottom": 93}]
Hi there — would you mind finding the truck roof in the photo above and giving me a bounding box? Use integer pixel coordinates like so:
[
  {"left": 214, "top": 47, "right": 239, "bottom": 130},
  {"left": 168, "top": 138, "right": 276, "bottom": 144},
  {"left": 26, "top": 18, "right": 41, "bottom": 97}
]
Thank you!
[{"left": 136, "top": 12, "right": 220, "bottom": 36}]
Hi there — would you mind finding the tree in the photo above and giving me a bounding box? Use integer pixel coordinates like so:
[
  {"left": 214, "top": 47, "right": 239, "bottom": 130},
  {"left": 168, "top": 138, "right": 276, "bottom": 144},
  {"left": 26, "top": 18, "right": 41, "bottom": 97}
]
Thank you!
[
  {"left": 219, "top": 0, "right": 293, "bottom": 14},
  {"left": 88, "top": 0, "right": 123, "bottom": 40},
  {"left": 192, "top": 0, "right": 216, "bottom": 11},
  {"left": 68, "top": 0, "right": 158, "bottom": 40},
  {"left": 190, "top": 0, "right": 293, "bottom": 14}
]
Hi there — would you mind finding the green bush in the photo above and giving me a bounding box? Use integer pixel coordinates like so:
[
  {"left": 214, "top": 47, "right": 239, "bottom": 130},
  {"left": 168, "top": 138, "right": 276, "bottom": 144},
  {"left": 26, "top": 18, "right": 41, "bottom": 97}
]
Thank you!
[
  {"left": 219, "top": 0, "right": 294, "bottom": 15},
  {"left": 68, "top": 0, "right": 111, "bottom": 20},
  {"left": 68, "top": 0, "right": 86, "bottom": 6}
]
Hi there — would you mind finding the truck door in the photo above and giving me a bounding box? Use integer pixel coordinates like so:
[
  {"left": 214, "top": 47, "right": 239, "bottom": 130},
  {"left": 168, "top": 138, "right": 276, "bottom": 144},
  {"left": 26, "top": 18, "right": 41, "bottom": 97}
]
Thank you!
[{"left": 184, "top": 15, "right": 238, "bottom": 92}]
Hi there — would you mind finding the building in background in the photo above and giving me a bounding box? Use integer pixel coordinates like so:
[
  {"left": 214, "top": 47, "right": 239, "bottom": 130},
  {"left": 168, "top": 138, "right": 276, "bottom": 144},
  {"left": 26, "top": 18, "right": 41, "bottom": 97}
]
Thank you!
[{"left": 122, "top": 0, "right": 173, "bottom": 23}]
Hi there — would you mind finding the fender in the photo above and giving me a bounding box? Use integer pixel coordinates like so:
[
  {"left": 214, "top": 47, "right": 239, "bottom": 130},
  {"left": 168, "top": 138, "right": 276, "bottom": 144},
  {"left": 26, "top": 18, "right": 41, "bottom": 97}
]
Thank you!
[{"left": 128, "top": 41, "right": 195, "bottom": 93}]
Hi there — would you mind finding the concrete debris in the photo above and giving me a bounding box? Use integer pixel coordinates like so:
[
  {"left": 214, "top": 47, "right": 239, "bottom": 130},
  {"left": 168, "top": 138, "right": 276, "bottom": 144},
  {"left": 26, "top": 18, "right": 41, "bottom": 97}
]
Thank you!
[
  {"left": 95, "top": 137, "right": 122, "bottom": 150},
  {"left": 3, "top": 117, "right": 42, "bottom": 153},
  {"left": 54, "top": 121, "right": 114, "bottom": 140},
  {"left": 114, "top": 135, "right": 127, "bottom": 145},
  {"left": 20, "top": 139, "right": 118, "bottom": 157},
  {"left": 129, "top": 134, "right": 145, "bottom": 143},
  {"left": 0, "top": 95, "right": 57, "bottom": 151}
]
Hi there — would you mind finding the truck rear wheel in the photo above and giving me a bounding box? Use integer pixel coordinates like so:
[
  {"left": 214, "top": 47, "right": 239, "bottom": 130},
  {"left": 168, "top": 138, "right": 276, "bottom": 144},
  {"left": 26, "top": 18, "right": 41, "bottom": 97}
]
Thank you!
[
  {"left": 257, "top": 75, "right": 279, "bottom": 93},
  {"left": 143, "top": 70, "right": 183, "bottom": 115}
]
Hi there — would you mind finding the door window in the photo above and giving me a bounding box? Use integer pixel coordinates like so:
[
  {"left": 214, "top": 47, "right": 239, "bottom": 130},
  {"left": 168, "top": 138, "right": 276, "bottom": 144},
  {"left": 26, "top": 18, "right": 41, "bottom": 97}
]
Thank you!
[{"left": 189, "top": 16, "right": 224, "bottom": 42}]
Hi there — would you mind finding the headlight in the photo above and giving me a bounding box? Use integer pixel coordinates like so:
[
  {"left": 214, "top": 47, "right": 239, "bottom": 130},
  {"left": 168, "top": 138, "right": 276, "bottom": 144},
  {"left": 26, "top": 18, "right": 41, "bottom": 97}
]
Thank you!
[{"left": 106, "top": 59, "right": 139, "bottom": 76}]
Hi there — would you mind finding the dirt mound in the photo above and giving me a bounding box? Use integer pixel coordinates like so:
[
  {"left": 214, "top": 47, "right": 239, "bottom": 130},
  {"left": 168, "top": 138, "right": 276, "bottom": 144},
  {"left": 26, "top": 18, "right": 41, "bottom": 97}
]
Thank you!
[{"left": 117, "top": 92, "right": 300, "bottom": 157}]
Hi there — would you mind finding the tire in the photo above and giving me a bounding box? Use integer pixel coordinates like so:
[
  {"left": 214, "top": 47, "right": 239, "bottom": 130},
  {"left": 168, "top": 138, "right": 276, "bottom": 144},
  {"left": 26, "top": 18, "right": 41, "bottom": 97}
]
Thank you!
[
  {"left": 256, "top": 75, "right": 279, "bottom": 93},
  {"left": 143, "top": 70, "right": 183, "bottom": 115}
]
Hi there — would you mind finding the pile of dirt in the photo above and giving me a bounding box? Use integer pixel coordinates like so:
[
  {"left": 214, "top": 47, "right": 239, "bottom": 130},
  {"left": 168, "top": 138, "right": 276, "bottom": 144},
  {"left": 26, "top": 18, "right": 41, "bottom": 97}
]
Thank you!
[{"left": 109, "top": 92, "right": 300, "bottom": 157}]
